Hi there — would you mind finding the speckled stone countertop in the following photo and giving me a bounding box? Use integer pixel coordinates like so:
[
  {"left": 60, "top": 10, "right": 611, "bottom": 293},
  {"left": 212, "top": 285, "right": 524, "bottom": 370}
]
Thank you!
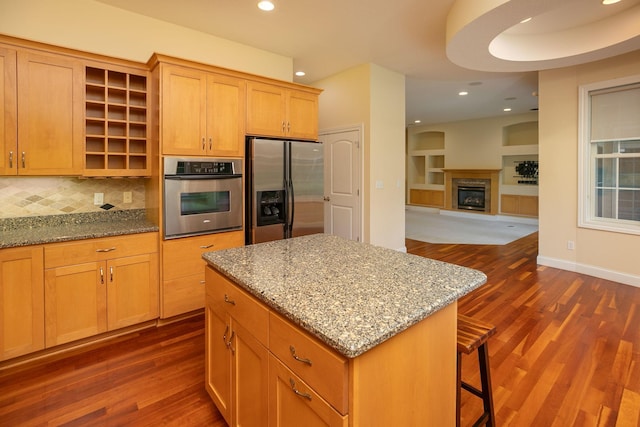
[
  {"left": 0, "top": 209, "right": 159, "bottom": 249},
  {"left": 202, "top": 233, "right": 487, "bottom": 358}
]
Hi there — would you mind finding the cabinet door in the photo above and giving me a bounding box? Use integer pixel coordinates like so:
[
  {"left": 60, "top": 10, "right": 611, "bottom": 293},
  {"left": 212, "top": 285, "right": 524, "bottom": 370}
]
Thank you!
[
  {"left": 107, "top": 253, "right": 158, "bottom": 330},
  {"left": 0, "top": 46, "right": 17, "bottom": 176},
  {"left": 161, "top": 231, "right": 244, "bottom": 319},
  {"left": 161, "top": 65, "right": 207, "bottom": 155},
  {"left": 232, "top": 320, "right": 269, "bottom": 427},
  {"left": 207, "top": 74, "right": 245, "bottom": 157},
  {"left": 268, "top": 355, "right": 348, "bottom": 427},
  {"left": 246, "top": 81, "right": 286, "bottom": 138},
  {"left": 17, "top": 50, "right": 83, "bottom": 175},
  {"left": 44, "top": 261, "right": 107, "bottom": 346},
  {"left": 287, "top": 89, "right": 318, "bottom": 140},
  {"left": 0, "top": 246, "right": 44, "bottom": 361},
  {"left": 205, "top": 292, "right": 232, "bottom": 425}
]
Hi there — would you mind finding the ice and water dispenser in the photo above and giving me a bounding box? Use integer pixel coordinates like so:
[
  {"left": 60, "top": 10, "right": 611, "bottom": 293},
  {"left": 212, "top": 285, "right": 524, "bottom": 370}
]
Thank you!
[{"left": 256, "top": 190, "right": 285, "bottom": 226}]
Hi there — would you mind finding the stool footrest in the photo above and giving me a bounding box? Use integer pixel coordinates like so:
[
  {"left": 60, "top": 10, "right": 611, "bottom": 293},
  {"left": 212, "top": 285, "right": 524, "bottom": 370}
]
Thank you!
[{"left": 461, "top": 381, "right": 483, "bottom": 399}]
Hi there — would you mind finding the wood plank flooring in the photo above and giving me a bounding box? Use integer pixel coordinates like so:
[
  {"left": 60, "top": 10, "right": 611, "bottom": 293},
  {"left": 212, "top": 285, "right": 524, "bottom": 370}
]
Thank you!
[{"left": 1, "top": 232, "right": 638, "bottom": 426}]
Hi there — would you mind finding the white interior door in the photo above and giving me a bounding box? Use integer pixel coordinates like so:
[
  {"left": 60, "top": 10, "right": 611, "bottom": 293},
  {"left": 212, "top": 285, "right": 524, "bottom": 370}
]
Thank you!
[{"left": 320, "top": 128, "right": 361, "bottom": 242}]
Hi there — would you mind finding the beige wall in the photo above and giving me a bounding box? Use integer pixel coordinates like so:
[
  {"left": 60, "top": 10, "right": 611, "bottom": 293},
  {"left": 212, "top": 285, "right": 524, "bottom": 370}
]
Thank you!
[
  {"left": 0, "top": 0, "right": 292, "bottom": 80},
  {"left": 538, "top": 50, "right": 640, "bottom": 286},
  {"left": 407, "top": 112, "right": 539, "bottom": 170},
  {"left": 315, "top": 64, "right": 406, "bottom": 250}
]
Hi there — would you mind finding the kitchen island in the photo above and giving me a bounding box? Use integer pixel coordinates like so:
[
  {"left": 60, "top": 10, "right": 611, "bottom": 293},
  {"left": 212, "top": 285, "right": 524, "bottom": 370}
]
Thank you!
[{"left": 202, "top": 234, "right": 487, "bottom": 426}]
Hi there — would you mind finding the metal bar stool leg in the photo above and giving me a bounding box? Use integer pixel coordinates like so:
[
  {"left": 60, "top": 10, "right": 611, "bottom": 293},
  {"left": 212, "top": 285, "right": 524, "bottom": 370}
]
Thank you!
[{"left": 477, "top": 342, "right": 495, "bottom": 427}]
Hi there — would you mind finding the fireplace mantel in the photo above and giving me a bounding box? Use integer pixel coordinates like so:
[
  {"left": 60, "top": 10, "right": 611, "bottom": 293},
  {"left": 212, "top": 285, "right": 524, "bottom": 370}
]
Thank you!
[{"left": 442, "top": 169, "right": 501, "bottom": 214}]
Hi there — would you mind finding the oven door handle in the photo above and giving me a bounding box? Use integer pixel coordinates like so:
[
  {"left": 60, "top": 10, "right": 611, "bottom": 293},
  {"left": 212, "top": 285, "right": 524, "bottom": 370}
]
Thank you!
[{"left": 164, "top": 174, "right": 242, "bottom": 180}]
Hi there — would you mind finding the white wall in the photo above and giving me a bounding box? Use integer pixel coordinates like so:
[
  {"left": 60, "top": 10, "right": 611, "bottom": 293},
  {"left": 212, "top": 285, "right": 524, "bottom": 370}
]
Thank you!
[
  {"left": 538, "top": 50, "right": 640, "bottom": 287},
  {"left": 315, "top": 64, "right": 406, "bottom": 250},
  {"left": 0, "top": 0, "right": 291, "bottom": 80}
]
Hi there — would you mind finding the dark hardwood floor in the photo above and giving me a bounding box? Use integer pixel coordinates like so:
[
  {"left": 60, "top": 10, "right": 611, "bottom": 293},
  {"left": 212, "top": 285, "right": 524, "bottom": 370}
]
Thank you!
[{"left": 1, "top": 232, "right": 639, "bottom": 426}]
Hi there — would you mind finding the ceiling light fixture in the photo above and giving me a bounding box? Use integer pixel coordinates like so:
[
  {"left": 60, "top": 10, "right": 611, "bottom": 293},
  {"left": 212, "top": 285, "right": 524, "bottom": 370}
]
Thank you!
[
  {"left": 414, "top": 120, "right": 421, "bottom": 124},
  {"left": 503, "top": 108, "right": 512, "bottom": 112},
  {"left": 295, "top": 71, "right": 305, "bottom": 77},
  {"left": 602, "top": 0, "right": 622, "bottom": 4},
  {"left": 520, "top": 17, "right": 532, "bottom": 23},
  {"left": 258, "top": 1, "right": 275, "bottom": 11},
  {"left": 458, "top": 91, "right": 468, "bottom": 96}
]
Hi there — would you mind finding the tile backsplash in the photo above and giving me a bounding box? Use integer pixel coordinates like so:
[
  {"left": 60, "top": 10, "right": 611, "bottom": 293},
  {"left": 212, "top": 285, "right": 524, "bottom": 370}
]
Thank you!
[{"left": 0, "top": 177, "right": 146, "bottom": 218}]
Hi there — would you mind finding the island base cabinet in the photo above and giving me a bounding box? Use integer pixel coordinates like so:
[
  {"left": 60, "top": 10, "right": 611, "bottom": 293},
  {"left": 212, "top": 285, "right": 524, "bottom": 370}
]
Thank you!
[
  {"left": 269, "top": 355, "right": 348, "bottom": 427},
  {"left": 205, "top": 267, "right": 269, "bottom": 427}
]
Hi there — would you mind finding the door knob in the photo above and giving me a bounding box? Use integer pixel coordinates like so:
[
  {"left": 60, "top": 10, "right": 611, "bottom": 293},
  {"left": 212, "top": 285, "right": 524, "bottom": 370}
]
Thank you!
[{"left": 323, "top": 196, "right": 330, "bottom": 201}]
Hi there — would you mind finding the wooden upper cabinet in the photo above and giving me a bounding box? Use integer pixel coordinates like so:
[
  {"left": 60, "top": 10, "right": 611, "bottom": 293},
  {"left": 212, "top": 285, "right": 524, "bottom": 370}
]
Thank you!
[
  {"left": 16, "top": 50, "right": 83, "bottom": 175},
  {"left": 0, "top": 46, "right": 17, "bottom": 176},
  {"left": 161, "top": 64, "right": 244, "bottom": 157},
  {"left": 246, "top": 81, "right": 319, "bottom": 141}
]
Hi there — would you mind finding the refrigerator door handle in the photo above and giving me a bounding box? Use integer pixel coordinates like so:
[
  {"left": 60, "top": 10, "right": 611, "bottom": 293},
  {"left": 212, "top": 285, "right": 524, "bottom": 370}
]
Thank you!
[{"left": 288, "top": 177, "right": 295, "bottom": 237}]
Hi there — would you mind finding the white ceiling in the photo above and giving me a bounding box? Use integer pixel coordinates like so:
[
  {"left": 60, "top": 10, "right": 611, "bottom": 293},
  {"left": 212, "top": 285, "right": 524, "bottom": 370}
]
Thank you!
[{"left": 97, "top": 0, "right": 640, "bottom": 126}]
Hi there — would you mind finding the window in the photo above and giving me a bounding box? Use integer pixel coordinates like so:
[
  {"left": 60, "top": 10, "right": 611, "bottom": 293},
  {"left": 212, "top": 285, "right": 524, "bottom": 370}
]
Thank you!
[{"left": 579, "top": 77, "right": 640, "bottom": 235}]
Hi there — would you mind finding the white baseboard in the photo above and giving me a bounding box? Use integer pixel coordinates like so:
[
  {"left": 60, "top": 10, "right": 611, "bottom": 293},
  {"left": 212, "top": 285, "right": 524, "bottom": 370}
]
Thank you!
[{"left": 537, "top": 255, "right": 640, "bottom": 288}]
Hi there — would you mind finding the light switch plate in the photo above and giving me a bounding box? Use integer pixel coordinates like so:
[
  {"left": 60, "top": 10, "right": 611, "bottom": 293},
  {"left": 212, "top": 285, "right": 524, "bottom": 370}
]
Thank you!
[
  {"left": 94, "top": 193, "right": 104, "bottom": 205},
  {"left": 123, "top": 191, "right": 132, "bottom": 203}
]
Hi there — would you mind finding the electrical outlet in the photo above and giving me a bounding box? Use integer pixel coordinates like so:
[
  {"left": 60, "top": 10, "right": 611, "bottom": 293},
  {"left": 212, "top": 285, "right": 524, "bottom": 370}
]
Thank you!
[
  {"left": 567, "top": 240, "right": 575, "bottom": 250},
  {"left": 94, "top": 193, "right": 104, "bottom": 205},
  {"left": 123, "top": 191, "right": 132, "bottom": 203}
]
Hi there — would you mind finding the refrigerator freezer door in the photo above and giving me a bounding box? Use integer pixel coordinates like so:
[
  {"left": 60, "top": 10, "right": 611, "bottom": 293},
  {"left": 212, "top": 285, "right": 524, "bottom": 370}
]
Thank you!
[
  {"left": 250, "top": 139, "right": 286, "bottom": 243},
  {"left": 289, "top": 141, "right": 324, "bottom": 238}
]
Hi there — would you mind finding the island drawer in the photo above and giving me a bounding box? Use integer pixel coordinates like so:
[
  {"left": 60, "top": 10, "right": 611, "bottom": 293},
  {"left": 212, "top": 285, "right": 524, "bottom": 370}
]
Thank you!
[
  {"left": 205, "top": 267, "right": 269, "bottom": 346},
  {"left": 45, "top": 233, "right": 158, "bottom": 268},
  {"left": 269, "top": 313, "right": 348, "bottom": 415},
  {"left": 269, "top": 354, "right": 348, "bottom": 426}
]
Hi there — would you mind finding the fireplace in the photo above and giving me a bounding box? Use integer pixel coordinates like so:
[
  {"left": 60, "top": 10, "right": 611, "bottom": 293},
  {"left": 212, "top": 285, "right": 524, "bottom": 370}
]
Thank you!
[
  {"left": 443, "top": 169, "right": 501, "bottom": 214},
  {"left": 450, "top": 177, "right": 492, "bottom": 213},
  {"left": 458, "top": 186, "right": 486, "bottom": 211}
]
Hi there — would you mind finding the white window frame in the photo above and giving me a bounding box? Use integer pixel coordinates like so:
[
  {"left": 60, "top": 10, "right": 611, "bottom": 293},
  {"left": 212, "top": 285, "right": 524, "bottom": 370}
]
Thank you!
[{"left": 578, "top": 75, "right": 640, "bottom": 236}]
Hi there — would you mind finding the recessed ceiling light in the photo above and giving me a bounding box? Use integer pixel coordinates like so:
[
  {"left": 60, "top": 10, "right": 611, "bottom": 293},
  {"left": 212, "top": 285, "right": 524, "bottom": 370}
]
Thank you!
[
  {"left": 258, "top": 1, "right": 275, "bottom": 11},
  {"left": 602, "top": 0, "right": 621, "bottom": 4},
  {"left": 295, "top": 71, "right": 306, "bottom": 77},
  {"left": 414, "top": 120, "right": 421, "bottom": 124},
  {"left": 520, "top": 17, "right": 532, "bottom": 24},
  {"left": 503, "top": 108, "right": 512, "bottom": 112},
  {"left": 458, "top": 91, "right": 468, "bottom": 96}
]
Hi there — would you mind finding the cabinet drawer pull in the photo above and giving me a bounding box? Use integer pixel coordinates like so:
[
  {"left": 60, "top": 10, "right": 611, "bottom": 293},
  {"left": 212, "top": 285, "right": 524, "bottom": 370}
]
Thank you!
[
  {"left": 209, "top": 137, "right": 212, "bottom": 151},
  {"left": 289, "top": 378, "right": 312, "bottom": 400},
  {"left": 96, "top": 247, "right": 116, "bottom": 253},
  {"left": 21, "top": 151, "right": 25, "bottom": 168},
  {"left": 224, "top": 294, "right": 236, "bottom": 305},
  {"left": 200, "top": 244, "right": 214, "bottom": 249},
  {"left": 289, "top": 345, "right": 312, "bottom": 366},
  {"left": 110, "top": 266, "right": 114, "bottom": 282},
  {"left": 202, "top": 137, "right": 206, "bottom": 150},
  {"left": 8, "top": 151, "right": 12, "bottom": 168},
  {"left": 100, "top": 267, "right": 104, "bottom": 284},
  {"left": 223, "top": 325, "right": 229, "bottom": 344},
  {"left": 228, "top": 331, "right": 235, "bottom": 354}
]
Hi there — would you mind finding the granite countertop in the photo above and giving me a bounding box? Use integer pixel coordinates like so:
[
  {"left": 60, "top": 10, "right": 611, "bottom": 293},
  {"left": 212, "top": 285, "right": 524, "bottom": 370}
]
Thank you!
[
  {"left": 202, "top": 233, "right": 487, "bottom": 358},
  {"left": 0, "top": 209, "right": 159, "bottom": 249}
]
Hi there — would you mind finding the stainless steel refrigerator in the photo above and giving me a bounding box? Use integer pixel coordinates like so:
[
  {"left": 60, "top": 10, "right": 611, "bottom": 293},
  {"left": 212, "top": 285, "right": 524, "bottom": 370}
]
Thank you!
[{"left": 245, "top": 137, "right": 324, "bottom": 244}]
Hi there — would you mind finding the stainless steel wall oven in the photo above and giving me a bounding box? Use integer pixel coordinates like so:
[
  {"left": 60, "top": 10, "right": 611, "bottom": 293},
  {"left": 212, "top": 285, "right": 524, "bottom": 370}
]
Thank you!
[{"left": 163, "top": 157, "right": 243, "bottom": 239}]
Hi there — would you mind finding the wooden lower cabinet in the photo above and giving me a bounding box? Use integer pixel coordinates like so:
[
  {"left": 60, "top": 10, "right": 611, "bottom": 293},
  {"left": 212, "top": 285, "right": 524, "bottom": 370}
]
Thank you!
[
  {"left": 269, "top": 355, "right": 347, "bottom": 427},
  {"left": 205, "top": 266, "right": 457, "bottom": 426},
  {"left": 409, "top": 188, "right": 445, "bottom": 208},
  {"left": 44, "top": 233, "right": 158, "bottom": 347},
  {"left": 0, "top": 246, "right": 44, "bottom": 361},
  {"left": 205, "top": 267, "right": 269, "bottom": 426},
  {"left": 500, "top": 194, "right": 539, "bottom": 217},
  {"left": 161, "top": 231, "right": 244, "bottom": 318}
]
